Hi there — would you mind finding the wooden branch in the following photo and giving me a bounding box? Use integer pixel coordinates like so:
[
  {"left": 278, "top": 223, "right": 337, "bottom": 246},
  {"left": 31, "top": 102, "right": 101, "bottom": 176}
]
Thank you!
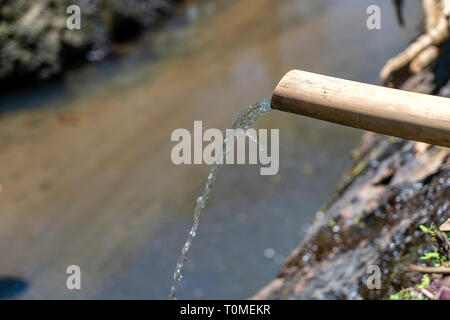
[
  {"left": 408, "top": 264, "right": 450, "bottom": 274},
  {"left": 423, "top": 0, "right": 439, "bottom": 32},
  {"left": 410, "top": 45, "right": 440, "bottom": 73},
  {"left": 421, "top": 288, "right": 436, "bottom": 299},
  {"left": 394, "top": 0, "right": 405, "bottom": 26},
  {"left": 440, "top": 218, "right": 450, "bottom": 232},
  {"left": 435, "top": 229, "right": 450, "bottom": 260},
  {"left": 271, "top": 70, "right": 450, "bottom": 147},
  {"left": 413, "top": 0, "right": 442, "bottom": 75},
  {"left": 444, "top": 0, "right": 450, "bottom": 17},
  {"left": 380, "top": 4, "right": 449, "bottom": 80}
]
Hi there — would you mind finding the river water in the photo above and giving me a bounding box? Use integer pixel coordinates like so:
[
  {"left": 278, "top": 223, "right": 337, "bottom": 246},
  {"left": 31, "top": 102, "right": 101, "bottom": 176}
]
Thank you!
[{"left": 0, "top": 0, "right": 423, "bottom": 299}]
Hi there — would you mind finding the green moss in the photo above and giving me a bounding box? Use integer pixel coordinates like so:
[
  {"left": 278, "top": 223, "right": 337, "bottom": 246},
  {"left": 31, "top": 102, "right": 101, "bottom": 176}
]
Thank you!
[{"left": 388, "top": 275, "right": 430, "bottom": 300}]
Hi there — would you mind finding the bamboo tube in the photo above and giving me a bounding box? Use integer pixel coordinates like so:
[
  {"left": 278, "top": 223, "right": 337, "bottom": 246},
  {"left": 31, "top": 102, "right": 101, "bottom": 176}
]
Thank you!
[{"left": 271, "top": 70, "right": 450, "bottom": 147}]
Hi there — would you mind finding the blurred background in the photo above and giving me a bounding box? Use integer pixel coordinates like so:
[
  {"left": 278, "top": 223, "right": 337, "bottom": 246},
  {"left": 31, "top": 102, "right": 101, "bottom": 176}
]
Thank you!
[{"left": 0, "top": 0, "right": 424, "bottom": 299}]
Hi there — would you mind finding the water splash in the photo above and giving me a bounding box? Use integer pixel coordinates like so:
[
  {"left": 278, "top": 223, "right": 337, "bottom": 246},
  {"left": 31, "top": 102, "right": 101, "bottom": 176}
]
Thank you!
[{"left": 169, "top": 98, "right": 271, "bottom": 299}]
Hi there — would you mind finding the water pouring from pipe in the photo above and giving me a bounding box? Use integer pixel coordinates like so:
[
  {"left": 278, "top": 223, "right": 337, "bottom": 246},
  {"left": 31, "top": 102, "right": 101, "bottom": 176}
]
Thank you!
[
  {"left": 169, "top": 99, "right": 271, "bottom": 300},
  {"left": 169, "top": 69, "right": 449, "bottom": 300}
]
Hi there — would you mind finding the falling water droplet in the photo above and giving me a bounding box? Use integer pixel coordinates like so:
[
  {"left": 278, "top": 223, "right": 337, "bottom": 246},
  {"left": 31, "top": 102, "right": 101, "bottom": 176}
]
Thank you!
[{"left": 168, "top": 99, "right": 271, "bottom": 300}]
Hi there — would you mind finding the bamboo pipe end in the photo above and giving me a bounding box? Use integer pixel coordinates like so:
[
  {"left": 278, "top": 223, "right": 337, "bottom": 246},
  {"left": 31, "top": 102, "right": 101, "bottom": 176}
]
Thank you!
[
  {"left": 270, "top": 70, "right": 301, "bottom": 113},
  {"left": 270, "top": 70, "right": 450, "bottom": 147}
]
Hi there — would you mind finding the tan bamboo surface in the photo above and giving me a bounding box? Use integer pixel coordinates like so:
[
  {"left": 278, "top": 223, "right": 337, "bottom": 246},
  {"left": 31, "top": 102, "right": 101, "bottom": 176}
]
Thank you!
[{"left": 271, "top": 70, "right": 450, "bottom": 147}]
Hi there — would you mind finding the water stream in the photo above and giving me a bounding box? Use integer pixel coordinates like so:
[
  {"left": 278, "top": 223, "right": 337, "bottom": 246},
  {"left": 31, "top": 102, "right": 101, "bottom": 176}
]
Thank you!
[{"left": 169, "top": 99, "right": 271, "bottom": 299}]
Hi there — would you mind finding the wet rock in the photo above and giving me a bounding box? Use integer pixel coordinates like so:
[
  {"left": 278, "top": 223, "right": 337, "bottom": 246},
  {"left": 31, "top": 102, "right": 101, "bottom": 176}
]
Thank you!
[{"left": 0, "top": 0, "right": 182, "bottom": 88}]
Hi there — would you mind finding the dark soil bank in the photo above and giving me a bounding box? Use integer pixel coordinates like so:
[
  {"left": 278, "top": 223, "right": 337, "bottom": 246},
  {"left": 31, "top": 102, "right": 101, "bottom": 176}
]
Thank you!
[{"left": 0, "top": 0, "right": 182, "bottom": 90}]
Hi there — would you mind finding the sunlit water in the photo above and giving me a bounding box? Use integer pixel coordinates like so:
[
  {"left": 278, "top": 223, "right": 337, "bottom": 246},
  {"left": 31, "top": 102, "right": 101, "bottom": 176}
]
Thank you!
[{"left": 169, "top": 99, "right": 271, "bottom": 299}]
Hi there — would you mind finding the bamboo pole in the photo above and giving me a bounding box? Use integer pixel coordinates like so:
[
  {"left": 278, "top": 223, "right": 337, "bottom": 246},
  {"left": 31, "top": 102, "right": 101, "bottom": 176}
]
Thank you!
[{"left": 271, "top": 70, "right": 450, "bottom": 147}]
